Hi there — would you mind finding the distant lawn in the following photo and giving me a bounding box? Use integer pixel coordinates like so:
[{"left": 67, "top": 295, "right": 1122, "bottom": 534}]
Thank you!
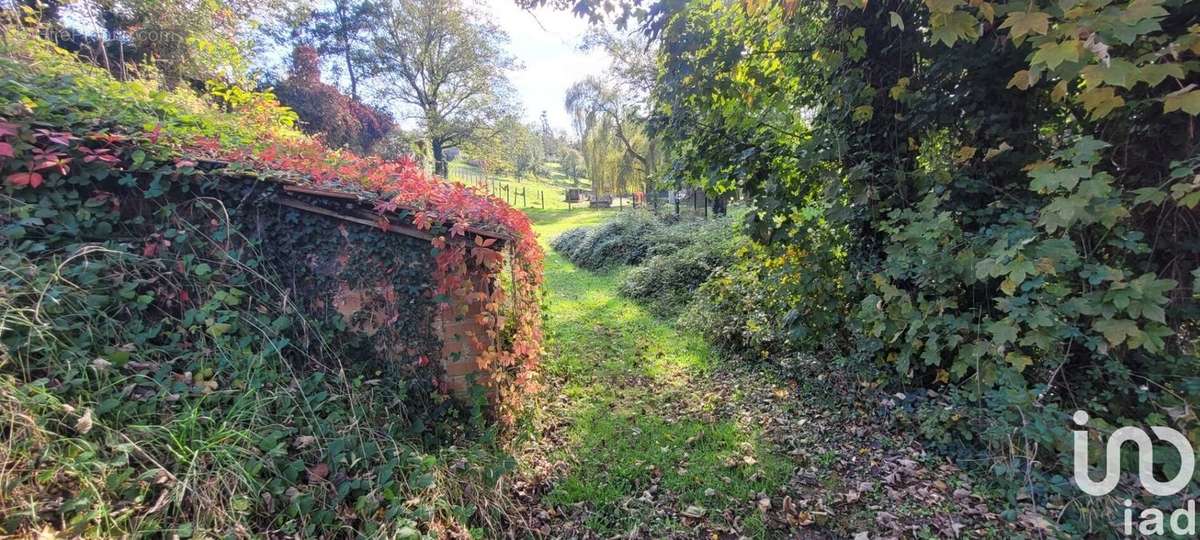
[{"left": 447, "top": 160, "right": 590, "bottom": 210}]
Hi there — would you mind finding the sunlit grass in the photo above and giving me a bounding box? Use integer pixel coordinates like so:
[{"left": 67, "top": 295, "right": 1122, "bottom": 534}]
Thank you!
[
  {"left": 527, "top": 209, "right": 790, "bottom": 537},
  {"left": 447, "top": 161, "right": 590, "bottom": 211}
]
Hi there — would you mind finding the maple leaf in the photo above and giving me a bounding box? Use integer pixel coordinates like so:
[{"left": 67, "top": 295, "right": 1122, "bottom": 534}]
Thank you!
[
  {"left": 930, "top": 11, "right": 979, "bottom": 46},
  {"left": 1000, "top": 11, "right": 1050, "bottom": 39},
  {"left": 1006, "top": 70, "right": 1038, "bottom": 90},
  {"left": 1163, "top": 87, "right": 1200, "bottom": 116},
  {"left": 1031, "top": 40, "right": 1081, "bottom": 70},
  {"left": 1080, "top": 86, "right": 1125, "bottom": 119}
]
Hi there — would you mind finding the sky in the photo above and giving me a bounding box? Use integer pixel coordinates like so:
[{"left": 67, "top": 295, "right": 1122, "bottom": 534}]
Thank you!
[
  {"left": 59, "top": 0, "right": 607, "bottom": 133},
  {"left": 481, "top": 0, "right": 611, "bottom": 132}
]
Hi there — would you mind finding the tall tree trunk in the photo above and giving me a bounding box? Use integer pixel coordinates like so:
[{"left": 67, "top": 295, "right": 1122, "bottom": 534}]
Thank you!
[
  {"left": 432, "top": 139, "right": 448, "bottom": 177},
  {"left": 335, "top": 0, "right": 358, "bottom": 99}
]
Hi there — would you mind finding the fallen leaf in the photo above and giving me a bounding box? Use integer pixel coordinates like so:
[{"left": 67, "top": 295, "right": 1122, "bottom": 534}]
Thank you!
[
  {"left": 680, "top": 505, "right": 706, "bottom": 518},
  {"left": 307, "top": 463, "right": 330, "bottom": 482},
  {"left": 75, "top": 408, "right": 94, "bottom": 434}
]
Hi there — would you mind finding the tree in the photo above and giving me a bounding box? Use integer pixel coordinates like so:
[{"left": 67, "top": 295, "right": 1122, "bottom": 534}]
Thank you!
[
  {"left": 288, "top": 0, "right": 379, "bottom": 100},
  {"left": 371, "top": 0, "right": 516, "bottom": 176},
  {"left": 273, "top": 45, "right": 394, "bottom": 152},
  {"left": 565, "top": 76, "right": 656, "bottom": 196},
  {"left": 560, "top": 147, "right": 584, "bottom": 187},
  {"left": 42, "top": 0, "right": 267, "bottom": 85},
  {"left": 539, "top": 110, "right": 558, "bottom": 159}
]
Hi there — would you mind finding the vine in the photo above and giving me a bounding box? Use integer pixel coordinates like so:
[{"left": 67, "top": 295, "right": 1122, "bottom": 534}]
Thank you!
[{"left": 1, "top": 27, "right": 543, "bottom": 425}]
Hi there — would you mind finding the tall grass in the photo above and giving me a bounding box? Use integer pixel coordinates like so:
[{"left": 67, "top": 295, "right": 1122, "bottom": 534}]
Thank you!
[{"left": 0, "top": 200, "right": 517, "bottom": 537}]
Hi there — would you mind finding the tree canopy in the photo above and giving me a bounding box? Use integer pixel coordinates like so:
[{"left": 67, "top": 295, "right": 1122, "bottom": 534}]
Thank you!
[{"left": 371, "top": 0, "right": 517, "bottom": 175}]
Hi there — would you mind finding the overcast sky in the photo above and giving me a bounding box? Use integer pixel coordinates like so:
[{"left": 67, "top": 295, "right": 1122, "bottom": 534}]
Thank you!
[{"left": 482, "top": 0, "right": 610, "bottom": 132}]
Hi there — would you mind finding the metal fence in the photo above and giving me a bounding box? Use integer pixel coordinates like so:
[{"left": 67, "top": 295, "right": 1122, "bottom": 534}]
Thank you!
[{"left": 445, "top": 166, "right": 728, "bottom": 218}]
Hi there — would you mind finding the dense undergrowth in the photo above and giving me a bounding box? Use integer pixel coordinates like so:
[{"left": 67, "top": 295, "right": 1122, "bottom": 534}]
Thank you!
[
  {"left": 629, "top": 0, "right": 1200, "bottom": 534},
  {"left": 0, "top": 26, "right": 535, "bottom": 537}
]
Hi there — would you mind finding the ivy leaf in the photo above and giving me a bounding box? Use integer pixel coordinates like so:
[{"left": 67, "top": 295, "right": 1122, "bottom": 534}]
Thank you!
[
  {"left": 1092, "top": 318, "right": 1141, "bottom": 347},
  {"left": 1000, "top": 11, "right": 1050, "bottom": 39},
  {"left": 1031, "top": 40, "right": 1081, "bottom": 70},
  {"left": 1079, "top": 86, "right": 1125, "bottom": 119},
  {"left": 1163, "top": 87, "right": 1200, "bottom": 116}
]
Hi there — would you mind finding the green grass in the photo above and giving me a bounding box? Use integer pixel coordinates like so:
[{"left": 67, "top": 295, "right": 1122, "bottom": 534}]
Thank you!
[
  {"left": 448, "top": 161, "right": 590, "bottom": 211},
  {"left": 525, "top": 209, "right": 791, "bottom": 537}
]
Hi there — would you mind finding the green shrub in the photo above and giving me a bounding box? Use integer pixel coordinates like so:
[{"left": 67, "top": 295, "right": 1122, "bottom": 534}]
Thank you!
[
  {"left": 619, "top": 218, "right": 739, "bottom": 317},
  {"left": 679, "top": 254, "right": 792, "bottom": 362},
  {"left": 550, "top": 211, "right": 663, "bottom": 270}
]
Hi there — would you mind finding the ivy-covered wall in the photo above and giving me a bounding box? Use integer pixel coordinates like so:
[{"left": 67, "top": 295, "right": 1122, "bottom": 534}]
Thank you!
[{"left": 230, "top": 186, "right": 442, "bottom": 374}]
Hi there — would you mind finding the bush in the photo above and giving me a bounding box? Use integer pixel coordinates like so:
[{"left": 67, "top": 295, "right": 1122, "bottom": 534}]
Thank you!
[
  {"left": 679, "top": 252, "right": 793, "bottom": 362},
  {"left": 273, "top": 46, "right": 394, "bottom": 153},
  {"left": 619, "top": 219, "right": 739, "bottom": 317},
  {"left": 550, "top": 211, "right": 663, "bottom": 270}
]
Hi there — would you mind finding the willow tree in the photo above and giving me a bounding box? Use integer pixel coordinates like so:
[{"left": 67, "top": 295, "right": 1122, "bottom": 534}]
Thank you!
[{"left": 564, "top": 76, "right": 658, "bottom": 196}]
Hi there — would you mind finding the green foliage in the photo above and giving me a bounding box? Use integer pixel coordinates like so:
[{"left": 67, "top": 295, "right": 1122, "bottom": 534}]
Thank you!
[
  {"left": 618, "top": 217, "right": 739, "bottom": 316},
  {"left": 549, "top": 211, "right": 664, "bottom": 270},
  {"left": 0, "top": 29, "right": 523, "bottom": 537},
  {"left": 648, "top": 0, "right": 1200, "bottom": 529}
]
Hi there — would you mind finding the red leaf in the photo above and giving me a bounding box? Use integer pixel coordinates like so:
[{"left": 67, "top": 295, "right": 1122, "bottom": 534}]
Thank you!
[
  {"left": 6, "top": 172, "right": 43, "bottom": 188},
  {"left": 307, "top": 463, "right": 329, "bottom": 483},
  {"left": 0, "top": 142, "right": 12, "bottom": 158}
]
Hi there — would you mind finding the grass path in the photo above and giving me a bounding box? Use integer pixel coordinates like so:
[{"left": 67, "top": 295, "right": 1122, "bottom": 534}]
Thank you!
[
  {"left": 513, "top": 209, "right": 791, "bottom": 537},
  {"left": 502, "top": 209, "right": 1041, "bottom": 539}
]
